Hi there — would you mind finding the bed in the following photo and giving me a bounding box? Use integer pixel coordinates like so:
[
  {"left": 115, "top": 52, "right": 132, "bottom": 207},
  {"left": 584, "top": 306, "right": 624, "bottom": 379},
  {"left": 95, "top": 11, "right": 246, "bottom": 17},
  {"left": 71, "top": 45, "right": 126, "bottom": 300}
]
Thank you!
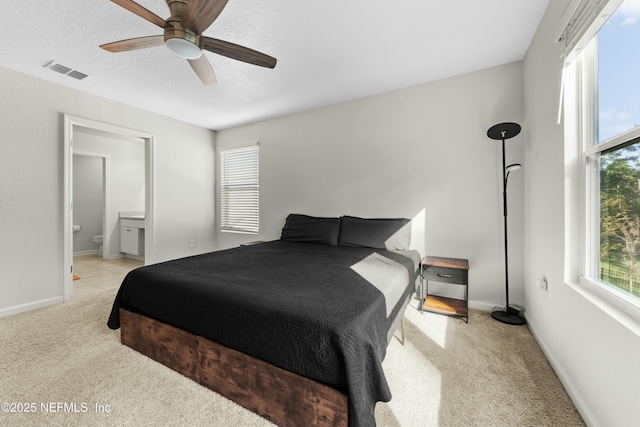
[{"left": 107, "top": 214, "right": 420, "bottom": 427}]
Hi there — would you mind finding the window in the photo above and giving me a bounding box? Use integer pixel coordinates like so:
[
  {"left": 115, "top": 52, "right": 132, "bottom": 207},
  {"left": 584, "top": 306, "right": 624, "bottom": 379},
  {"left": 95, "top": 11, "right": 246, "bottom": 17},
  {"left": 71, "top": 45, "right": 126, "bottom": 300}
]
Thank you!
[
  {"left": 220, "top": 144, "right": 259, "bottom": 234},
  {"left": 566, "top": 0, "right": 640, "bottom": 310},
  {"left": 599, "top": 141, "right": 640, "bottom": 300}
]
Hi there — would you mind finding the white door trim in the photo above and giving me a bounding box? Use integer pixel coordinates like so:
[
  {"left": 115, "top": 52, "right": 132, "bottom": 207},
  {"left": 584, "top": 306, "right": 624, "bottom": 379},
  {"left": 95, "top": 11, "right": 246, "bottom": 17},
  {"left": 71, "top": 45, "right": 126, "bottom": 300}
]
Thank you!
[{"left": 63, "top": 114, "right": 155, "bottom": 302}]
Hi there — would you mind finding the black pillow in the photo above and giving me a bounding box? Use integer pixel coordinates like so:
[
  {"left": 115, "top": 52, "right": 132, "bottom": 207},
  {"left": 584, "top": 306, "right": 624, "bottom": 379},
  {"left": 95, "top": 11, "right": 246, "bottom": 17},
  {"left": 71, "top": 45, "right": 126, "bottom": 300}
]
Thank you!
[
  {"left": 280, "top": 214, "right": 342, "bottom": 246},
  {"left": 338, "top": 216, "right": 411, "bottom": 250}
]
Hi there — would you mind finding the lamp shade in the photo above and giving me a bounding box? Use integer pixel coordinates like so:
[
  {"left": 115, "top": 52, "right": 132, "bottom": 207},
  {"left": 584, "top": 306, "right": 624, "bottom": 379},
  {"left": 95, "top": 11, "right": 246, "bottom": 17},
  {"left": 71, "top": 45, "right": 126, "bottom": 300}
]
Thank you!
[{"left": 487, "top": 122, "right": 521, "bottom": 140}]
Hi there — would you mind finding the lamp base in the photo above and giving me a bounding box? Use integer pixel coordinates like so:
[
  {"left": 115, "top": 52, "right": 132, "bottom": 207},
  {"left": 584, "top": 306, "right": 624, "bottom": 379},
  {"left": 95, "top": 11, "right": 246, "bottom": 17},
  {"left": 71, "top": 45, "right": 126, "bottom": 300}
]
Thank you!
[{"left": 491, "top": 309, "right": 526, "bottom": 325}]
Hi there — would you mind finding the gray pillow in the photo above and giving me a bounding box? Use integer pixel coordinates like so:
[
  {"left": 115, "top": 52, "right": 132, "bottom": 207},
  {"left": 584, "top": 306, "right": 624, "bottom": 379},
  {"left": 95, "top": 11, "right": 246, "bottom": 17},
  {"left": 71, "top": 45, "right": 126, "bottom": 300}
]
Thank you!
[
  {"left": 280, "top": 214, "right": 342, "bottom": 245},
  {"left": 338, "top": 216, "right": 411, "bottom": 250}
]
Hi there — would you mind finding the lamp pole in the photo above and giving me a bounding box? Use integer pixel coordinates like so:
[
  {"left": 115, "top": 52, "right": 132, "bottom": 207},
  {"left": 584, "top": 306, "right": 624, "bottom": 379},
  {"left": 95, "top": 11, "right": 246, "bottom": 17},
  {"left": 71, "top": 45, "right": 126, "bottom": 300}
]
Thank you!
[
  {"left": 501, "top": 133, "right": 510, "bottom": 315},
  {"left": 487, "top": 122, "right": 525, "bottom": 325}
]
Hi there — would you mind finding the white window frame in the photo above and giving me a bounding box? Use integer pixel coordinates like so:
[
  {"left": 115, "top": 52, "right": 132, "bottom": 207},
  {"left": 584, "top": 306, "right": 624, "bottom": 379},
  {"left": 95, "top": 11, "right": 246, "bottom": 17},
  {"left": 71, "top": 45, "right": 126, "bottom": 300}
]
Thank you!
[
  {"left": 219, "top": 143, "right": 259, "bottom": 235},
  {"left": 564, "top": 13, "right": 640, "bottom": 328},
  {"left": 565, "top": 36, "right": 640, "bottom": 332}
]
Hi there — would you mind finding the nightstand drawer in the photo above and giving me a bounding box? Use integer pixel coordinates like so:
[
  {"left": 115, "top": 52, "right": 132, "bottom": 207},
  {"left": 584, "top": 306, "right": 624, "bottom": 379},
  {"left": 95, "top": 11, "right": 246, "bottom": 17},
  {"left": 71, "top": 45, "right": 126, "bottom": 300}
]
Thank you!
[{"left": 424, "top": 266, "right": 467, "bottom": 285}]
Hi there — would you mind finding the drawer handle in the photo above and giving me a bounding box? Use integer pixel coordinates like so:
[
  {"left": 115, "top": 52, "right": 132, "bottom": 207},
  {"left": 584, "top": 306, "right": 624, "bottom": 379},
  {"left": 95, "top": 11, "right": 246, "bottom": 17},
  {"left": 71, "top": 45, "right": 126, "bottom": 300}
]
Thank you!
[{"left": 437, "top": 273, "right": 453, "bottom": 278}]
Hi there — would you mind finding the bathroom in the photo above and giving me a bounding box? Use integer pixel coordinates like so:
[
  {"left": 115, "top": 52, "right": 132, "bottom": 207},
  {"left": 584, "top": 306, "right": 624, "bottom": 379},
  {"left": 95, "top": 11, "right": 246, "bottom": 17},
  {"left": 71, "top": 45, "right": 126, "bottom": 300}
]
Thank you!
[{"left": 72, "top": 126, "right": 145, "bottom": 261}]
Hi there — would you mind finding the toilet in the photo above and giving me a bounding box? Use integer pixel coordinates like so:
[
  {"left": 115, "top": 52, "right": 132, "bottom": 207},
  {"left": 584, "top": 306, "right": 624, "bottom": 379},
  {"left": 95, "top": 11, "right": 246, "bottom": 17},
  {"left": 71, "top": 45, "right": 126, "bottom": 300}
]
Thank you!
[{"left": 92, "top": 235, "right": 103, "bottom": 256}]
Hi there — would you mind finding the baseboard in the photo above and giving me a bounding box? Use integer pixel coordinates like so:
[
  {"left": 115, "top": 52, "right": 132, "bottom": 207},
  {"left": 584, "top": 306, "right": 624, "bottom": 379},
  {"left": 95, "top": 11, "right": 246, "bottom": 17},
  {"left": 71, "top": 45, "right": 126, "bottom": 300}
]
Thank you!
[
  {"left": 526, "top": 316, "right": 598, "bottom": 427},
  {"left": 106, "top": 253, "right": 143, "bottom": 262},
  {"left": 468, "top": 300, "right": 495, "bottom": 312},
  {"left": 73, "top": 252, "right": 143, "bottom": 262},
  {"left": 73, "top": 249, "right": 99, "bottom": 256},
  {"left": 0, "top": 296, "right": 64, "bottom": 319}
]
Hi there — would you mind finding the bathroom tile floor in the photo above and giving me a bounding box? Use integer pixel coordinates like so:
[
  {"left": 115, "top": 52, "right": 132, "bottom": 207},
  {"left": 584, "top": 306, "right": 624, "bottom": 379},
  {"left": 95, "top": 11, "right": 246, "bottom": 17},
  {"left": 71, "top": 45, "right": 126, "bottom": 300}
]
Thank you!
[{"left": 72, "top": 253, "right": 143, "bottom": 299}]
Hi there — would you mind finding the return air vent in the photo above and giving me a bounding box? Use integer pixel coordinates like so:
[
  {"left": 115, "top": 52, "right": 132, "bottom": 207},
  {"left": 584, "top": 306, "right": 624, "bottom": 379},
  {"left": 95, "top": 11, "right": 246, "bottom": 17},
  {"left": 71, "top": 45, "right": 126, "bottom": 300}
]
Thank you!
[{"left": 43, "top": 61, "right": 89, "bottom": 81}]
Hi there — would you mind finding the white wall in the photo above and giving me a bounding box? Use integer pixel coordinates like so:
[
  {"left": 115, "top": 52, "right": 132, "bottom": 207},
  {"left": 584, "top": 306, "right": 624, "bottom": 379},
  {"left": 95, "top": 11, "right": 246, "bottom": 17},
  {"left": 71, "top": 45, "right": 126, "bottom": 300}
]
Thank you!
[
  {"left": 216, "top": 62, "right": 525, "bottom": 310},
  {"left": 0, "top": 65, "right": 215, "bottom": 317},
  {"left": 523, "top": 2, "right": 640, "bottom": 426},
  {"left": 72, "top": 154, "right": 103, "bottom": 253},
  {"left": 74, "top": 127, "right": 146, "bottom": 259}
]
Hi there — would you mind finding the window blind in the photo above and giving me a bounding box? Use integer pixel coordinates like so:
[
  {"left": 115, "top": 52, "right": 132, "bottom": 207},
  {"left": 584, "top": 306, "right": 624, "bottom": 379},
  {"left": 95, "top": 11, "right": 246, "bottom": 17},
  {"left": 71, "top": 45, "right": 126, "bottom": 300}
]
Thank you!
[
  {"left": 220, "top": 144, "right": 259, "bottom": 234},
  {"left": 555, "top": 0, "right": 623, "bottom": 123},
  {"left": 555, "top": 0, "right": 623, "bottom": 62}
]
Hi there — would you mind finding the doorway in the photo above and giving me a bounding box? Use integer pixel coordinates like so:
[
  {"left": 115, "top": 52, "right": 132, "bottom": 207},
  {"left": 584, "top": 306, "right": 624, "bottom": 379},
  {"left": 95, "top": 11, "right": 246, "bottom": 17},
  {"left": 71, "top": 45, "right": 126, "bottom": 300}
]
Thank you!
[
  {"left": 63, "top": 115, "right": 154, "bottom": 302},
  {"left": 72, "top": 153, "right": 106, "bottom": 257}
]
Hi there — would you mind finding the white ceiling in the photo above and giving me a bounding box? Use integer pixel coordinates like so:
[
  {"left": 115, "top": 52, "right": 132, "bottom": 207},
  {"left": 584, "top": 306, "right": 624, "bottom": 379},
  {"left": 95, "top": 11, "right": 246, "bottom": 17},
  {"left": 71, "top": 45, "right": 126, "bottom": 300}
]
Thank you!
[{"left": 0, "top": 1, "right": 549, "bottom": 130}]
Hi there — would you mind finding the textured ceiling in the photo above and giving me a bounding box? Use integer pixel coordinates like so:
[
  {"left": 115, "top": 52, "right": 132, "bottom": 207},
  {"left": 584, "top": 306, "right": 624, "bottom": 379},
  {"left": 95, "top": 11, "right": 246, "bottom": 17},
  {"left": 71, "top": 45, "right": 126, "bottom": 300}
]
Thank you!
[{"left": 0, "top": 1, "right": 549, "bottom": 130}]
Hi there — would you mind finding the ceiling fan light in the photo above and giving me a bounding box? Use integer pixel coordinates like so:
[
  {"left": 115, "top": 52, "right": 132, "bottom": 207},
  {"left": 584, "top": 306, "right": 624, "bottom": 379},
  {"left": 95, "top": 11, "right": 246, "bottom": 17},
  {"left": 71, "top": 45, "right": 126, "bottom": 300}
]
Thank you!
[{"left": 165, "top": 37, "right": 202, "bottom": 60}]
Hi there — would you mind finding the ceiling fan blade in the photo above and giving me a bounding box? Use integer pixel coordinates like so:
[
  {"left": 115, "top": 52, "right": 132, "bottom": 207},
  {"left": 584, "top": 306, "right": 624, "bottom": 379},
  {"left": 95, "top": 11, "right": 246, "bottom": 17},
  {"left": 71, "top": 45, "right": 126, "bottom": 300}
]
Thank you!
[
  {"left": 188, "top": 56, "right": 218, "bottom": 85},
  {"left": 183, "top": 0, "right": 229, "bottom": 34},
  {"left": 202, "top": 37, "right": 277, "bottom": 68},
  {"left": 100, "top": 35, "right": 165, "bottom": 53},
  {"left": 111, "top": 0, "right": 166, "bottom": 28}
]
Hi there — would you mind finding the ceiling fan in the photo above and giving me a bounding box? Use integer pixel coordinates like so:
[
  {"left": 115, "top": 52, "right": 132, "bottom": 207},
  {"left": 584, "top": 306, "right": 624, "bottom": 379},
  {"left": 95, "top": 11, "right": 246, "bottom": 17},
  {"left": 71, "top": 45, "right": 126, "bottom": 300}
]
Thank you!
[{"left": 100, "top": 0, "right": 277, "bottom": 85}]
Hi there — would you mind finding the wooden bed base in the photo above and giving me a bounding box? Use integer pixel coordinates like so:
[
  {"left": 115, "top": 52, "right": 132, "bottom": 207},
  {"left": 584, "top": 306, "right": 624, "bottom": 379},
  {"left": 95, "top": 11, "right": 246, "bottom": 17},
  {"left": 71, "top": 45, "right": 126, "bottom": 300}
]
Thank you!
[{"left": 119, "top": 309, "right": 348, "bottom": 427}]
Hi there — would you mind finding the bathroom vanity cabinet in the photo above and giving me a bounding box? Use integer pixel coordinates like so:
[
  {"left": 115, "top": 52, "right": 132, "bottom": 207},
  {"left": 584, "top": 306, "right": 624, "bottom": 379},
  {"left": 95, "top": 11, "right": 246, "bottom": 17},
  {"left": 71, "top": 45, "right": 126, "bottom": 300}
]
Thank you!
[{"left": 121, "top": 218, "right": 144, "bottom": 256}]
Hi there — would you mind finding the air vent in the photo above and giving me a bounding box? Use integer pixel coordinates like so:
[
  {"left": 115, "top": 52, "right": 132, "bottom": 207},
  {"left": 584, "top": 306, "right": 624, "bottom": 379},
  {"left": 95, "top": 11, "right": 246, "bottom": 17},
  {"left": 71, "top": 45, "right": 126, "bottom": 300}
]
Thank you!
[
  {"left": 49, "top": 63, "right": 71, "bottom": 74},
  {"left": 67, "top": 70, "right": 88, "bottom": 80},
  {"left": 43, "top": 61, "right": 89, "bottom": 81}
]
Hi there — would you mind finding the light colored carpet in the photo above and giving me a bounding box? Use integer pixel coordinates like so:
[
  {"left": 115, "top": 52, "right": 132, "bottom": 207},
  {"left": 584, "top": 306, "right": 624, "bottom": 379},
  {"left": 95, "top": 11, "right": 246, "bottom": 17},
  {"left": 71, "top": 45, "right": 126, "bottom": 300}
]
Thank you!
[{"left": 0, "top": 288, "right": 584, "bottom": 427}]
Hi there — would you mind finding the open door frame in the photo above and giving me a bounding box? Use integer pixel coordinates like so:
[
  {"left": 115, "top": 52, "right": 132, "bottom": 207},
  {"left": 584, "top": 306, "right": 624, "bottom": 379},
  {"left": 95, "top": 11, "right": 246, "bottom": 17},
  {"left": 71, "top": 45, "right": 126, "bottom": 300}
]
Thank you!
[
  {"left": 72, "top": 152, "right": 110, "bottom": 259},
  {"left": 63, "top": 114, "right": 155, "bottom": 302}
]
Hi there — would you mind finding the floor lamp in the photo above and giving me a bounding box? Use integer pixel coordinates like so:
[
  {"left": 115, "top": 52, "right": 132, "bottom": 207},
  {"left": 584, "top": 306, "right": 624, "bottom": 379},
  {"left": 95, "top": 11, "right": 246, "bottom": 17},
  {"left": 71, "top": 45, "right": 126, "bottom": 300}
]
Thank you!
[{"left": 487, "top": 122, "right": 526, "bottom": 325}]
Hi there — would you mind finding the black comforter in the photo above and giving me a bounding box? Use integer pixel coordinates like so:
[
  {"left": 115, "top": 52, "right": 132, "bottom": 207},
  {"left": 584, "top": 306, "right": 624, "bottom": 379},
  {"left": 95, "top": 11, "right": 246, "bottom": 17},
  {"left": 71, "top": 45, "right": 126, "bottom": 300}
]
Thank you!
[{"left": 108, "top": 240, "right": 419, "bottom": 427}]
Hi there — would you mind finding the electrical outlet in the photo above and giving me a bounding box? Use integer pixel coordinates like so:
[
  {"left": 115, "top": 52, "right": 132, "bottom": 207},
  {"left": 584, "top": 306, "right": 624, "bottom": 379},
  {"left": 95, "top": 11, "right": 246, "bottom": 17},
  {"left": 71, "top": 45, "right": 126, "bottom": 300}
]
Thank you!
[
  {"left": 189, "top": 239, "right": 196, "bottom": 248},
  {"left": 538, "top": 276, "right": 548, "bottom": 291}
]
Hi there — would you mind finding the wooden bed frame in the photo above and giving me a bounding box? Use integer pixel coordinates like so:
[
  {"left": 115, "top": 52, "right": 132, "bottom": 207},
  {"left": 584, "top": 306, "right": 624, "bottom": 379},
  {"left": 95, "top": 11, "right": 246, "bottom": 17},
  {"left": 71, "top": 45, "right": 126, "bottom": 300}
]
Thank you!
[{"left": 119, "top": 309, "right": 348, "bottom": 427}]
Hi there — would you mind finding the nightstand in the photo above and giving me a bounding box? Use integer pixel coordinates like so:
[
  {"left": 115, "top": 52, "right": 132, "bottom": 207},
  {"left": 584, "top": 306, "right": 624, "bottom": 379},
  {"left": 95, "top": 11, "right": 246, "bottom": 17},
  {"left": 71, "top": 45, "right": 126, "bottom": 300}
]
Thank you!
[{"left": 420, "top": 256, "right": 469, "bottom": 323}]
